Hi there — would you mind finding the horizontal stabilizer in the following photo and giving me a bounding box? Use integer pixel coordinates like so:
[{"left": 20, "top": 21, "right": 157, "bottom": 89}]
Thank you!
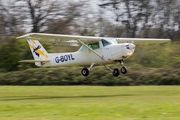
[{"left": 19, "top": 60, "right": 50, "bottom": 63}]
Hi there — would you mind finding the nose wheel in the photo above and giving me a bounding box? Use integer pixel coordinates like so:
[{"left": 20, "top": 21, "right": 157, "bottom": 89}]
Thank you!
[
  {"left": 121, "top": 66, "right": 127, "bottom": 74},
  {"left": 119, "top": 60, "right": 127, "bottom": 74}
]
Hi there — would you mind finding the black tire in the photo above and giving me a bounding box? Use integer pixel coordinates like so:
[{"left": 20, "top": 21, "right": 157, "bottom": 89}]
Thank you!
[
  {"left": 112, "top": 68, "right": 120, "bottom": 77},
  {"left": 81, "top": 68, "right": 89, "bottom": 76},
  {"left": 121, "top": 66, "right": 127, "bottom": 74}
]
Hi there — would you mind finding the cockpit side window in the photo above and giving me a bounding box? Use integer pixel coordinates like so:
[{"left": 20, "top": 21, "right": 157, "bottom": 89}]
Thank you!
[
  {"left": 88, "top": 42, "right": 100, "bottom": 50},
  {"left": 101, "top": 39, "right": 112, "bottom": 47}
]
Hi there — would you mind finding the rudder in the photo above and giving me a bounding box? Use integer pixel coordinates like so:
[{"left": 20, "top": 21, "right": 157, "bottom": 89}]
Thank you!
[{"left": 27, "top": 39, "right": 49, "bottom": 66}]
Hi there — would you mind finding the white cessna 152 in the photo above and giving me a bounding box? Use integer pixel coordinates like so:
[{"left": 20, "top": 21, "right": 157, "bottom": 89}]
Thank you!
[{"left": 17, "top": 33, "right": 170, "bottom": 77}]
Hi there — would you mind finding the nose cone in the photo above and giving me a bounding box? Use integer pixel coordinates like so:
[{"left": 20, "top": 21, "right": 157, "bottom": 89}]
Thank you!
[
  {"left": 123, "top": 43, "right": 136, "bottom": 58},
  {"left": 126, "top": 43, "right": 136, "bottom": 50}
]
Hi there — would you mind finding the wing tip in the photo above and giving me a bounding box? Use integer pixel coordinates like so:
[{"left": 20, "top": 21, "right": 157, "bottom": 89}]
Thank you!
[{"left": 16, "top": 33, "right": 36, "bottom": 39}]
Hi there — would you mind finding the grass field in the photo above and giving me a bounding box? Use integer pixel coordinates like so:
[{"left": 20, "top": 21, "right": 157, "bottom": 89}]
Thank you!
[{"left": 0, "top": 86, "right": 180, "bottom": 120}]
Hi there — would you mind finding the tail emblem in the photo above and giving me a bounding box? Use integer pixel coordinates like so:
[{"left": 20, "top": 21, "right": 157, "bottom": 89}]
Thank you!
[
  {"left": 33, "top": 45, "right": 41, "bottom": 57},
  {"left": 27, "top": 39, "right": 48, "bottom": 60}
]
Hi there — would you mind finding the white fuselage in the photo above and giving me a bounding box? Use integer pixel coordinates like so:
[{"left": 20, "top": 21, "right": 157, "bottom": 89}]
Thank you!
[{"left": 41, "top": 41, "right": 136, "bottom": 67}]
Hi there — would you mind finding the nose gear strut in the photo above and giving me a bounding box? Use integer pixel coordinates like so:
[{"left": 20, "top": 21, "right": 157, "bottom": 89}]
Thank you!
[{"left": 119, "top": 60, "right": 127, "bottom": 74}]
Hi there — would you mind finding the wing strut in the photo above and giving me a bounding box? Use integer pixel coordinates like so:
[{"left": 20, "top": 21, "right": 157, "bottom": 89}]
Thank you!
[{"left": 77, "top": 39, "right": 104, "bottom": 60}]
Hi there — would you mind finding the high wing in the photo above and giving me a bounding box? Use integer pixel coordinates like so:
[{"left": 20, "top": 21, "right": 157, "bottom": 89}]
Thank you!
[
  {"left": 17, "top": 33, "right": 102, "bottom": 46},
  {"left": 17, "top": 33, "right": 171, "bottom": 46}
]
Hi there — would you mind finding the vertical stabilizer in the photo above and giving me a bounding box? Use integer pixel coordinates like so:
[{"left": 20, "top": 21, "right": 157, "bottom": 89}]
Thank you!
[{"left": 27, "top": 39, "right": 49, "bottom": 66}]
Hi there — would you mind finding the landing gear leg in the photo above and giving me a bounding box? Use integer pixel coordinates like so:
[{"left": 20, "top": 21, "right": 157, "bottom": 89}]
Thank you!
[
  {"left": 81, "top": 63, "right": 95, "bottom": 77},
  {"left": 119, "top": 60, "right": 127, "bottom": 74}
]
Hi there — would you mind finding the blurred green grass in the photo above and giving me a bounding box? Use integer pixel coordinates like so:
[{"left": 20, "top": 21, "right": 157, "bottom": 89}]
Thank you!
[{"left": 0, "top": 86, "right": 180, "bottom": 120}]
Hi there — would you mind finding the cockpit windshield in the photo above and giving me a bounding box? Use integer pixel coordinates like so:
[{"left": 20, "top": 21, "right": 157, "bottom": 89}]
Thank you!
[{"left": 101, "top": 39, "right": 112, "bottom": 47}]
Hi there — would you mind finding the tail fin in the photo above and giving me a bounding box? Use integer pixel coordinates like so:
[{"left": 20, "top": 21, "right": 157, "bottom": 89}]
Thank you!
[{"left": 27, "top": 39, "right": 49, "bottom": 66}]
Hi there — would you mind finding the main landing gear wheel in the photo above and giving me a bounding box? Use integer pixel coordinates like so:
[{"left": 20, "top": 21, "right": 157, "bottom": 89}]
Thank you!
[
  {"left": 121, "top": 66, "right": 127, "bottom": 74},
  {"left": 112, "top": 68, "right": 120, "bottom": 77},
  {"left": 81, "top": 67, "right": 89, "bottom": 76}
]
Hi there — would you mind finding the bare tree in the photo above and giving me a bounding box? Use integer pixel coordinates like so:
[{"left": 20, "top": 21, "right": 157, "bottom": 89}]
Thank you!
[
  {"left": 0, "top": 1, "right": 21, "bottom": 36},
  {"left": 172, "top": 0, "right": 180, "bottom": 39},
  {"left": 98, "top": 0, "right": 125, "bottom": 37},
  {"left": 150, "top": 0, "right": 180, "bottom": 39},
  {"left": 138, "top": 0, "right": 153, "bottom": 38},
  {"left": 46, "top": 2, "right": 83, "bottom": 34},
  {"left": 99, "top": 0, "right": 150, "bottom": 38},
  {"left": 11, "top": 0, "right": 74, "bottom": 33}
]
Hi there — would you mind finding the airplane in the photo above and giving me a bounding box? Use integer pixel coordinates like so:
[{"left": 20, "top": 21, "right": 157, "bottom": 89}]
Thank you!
[{"left": 17, "top": 33, "right": 171, "bottom": 77}]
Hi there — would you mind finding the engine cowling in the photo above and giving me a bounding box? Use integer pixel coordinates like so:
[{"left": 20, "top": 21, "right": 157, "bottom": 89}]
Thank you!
[
  {"left": 126, "top": 43, "right": 136, "bottom": 50},
  {"left": 110, "top": 43, "right": 135, "bottom": 60}
]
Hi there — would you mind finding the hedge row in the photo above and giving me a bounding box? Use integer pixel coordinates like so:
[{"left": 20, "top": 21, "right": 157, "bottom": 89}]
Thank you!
[{"left": 0, "top": 65, "right": 180, "bottom": 85}]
